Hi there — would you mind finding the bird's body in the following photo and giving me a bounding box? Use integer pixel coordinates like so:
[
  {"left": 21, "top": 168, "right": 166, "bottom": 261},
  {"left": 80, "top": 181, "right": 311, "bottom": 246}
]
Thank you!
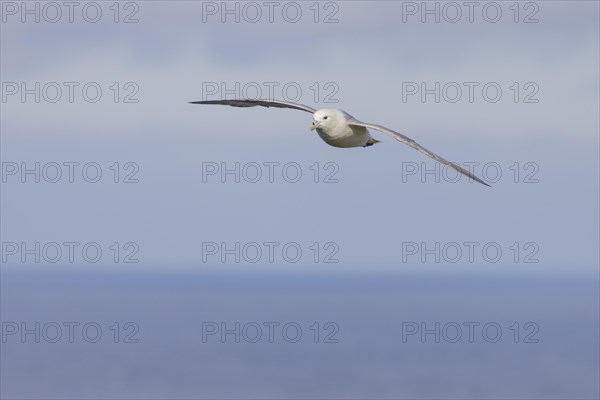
[
  {"left": 312, "top": 109, "right": 379, "bottom": 148},
  {"left": 189, "top": 99, "right": 490, "bottom": 186}
]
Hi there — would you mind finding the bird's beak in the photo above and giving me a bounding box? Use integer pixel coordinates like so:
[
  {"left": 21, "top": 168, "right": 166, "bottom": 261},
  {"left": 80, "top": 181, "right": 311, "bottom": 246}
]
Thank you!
[{"left": 310, "top": 121, "right": 317, "bottom": 131}]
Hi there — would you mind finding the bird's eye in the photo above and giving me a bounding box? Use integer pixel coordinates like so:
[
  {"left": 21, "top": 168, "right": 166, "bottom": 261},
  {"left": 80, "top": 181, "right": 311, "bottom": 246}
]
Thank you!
[{"left": 323, "top": 116, "right": 328, "bottom": 120}]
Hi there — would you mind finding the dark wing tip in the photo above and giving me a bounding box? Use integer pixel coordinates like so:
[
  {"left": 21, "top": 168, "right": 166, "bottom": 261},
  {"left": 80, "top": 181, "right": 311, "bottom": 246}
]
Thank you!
[
  {"left": 466, "top": 171, "right": 491, "bottom": 187},
  {"left": 189, "top": 100, "right": 230, "bottom": 104},
  {"left": 471, "top": 174, "right": 491, "bottom": 187}
]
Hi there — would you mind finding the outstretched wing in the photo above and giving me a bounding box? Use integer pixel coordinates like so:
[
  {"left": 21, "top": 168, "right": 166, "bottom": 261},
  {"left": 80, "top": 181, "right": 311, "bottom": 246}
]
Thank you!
[
  {"left": 349, "top": 120, "right": 490, "bottom": 187},
  {"left": 189, "top": 99, "right": 316, "bottom": 114}
]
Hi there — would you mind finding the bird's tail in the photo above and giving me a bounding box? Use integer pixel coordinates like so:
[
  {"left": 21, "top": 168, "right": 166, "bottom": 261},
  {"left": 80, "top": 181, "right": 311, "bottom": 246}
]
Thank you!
[{"left": 365, "top": 138, "right": 381, "bottom": 147}]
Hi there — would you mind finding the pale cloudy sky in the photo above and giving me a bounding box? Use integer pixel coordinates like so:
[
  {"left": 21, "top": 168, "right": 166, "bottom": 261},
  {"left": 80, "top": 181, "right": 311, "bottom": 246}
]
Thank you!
[{"left": 1, "top": 1, "right": 598, "bottom": 272}]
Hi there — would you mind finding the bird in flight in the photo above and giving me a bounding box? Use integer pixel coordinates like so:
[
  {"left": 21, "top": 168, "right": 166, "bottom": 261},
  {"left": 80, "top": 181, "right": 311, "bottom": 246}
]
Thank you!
[{"left": 189, "top": 99, "right": 490, "bottom": 186}]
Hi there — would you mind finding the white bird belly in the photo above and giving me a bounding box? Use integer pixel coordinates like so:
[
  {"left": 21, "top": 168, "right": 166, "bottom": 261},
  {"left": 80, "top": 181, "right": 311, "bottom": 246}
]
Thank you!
[{"left": 316, "top": 124, "right": 370, "bottom": 148}]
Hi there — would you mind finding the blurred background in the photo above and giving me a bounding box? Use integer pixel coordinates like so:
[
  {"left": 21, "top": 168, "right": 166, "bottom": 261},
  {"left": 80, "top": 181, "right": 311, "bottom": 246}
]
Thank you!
[{"left": 1, "top": 1, "right": 598, "bottom": 398}]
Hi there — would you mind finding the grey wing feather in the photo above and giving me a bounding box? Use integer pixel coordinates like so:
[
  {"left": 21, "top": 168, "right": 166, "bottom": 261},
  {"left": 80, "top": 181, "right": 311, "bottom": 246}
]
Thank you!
[
  {"left": 189, "top": 99, "right": 316, "bottom": 114},
  {"left": 349, "top": 120, "right": 490, "bottom": 187}
]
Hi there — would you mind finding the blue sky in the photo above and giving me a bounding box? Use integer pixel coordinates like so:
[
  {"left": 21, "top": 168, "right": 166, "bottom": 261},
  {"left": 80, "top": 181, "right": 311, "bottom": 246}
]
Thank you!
[{"left": 1, "top": 1, "right": 598, "bottom": 273}]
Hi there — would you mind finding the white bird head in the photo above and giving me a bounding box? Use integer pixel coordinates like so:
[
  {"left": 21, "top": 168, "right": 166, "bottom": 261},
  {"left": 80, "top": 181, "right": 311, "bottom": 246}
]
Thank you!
[{"left": 310, "top": 109, "right": 344, "bottom": 132}]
